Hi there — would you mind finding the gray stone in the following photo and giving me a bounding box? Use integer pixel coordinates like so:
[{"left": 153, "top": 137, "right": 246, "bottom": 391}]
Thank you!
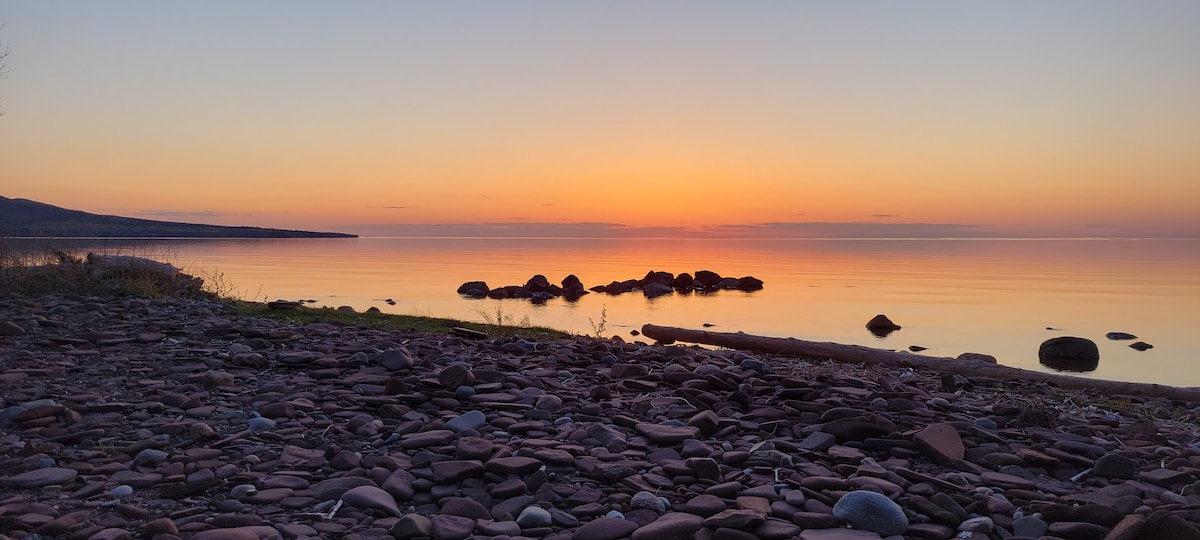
[
  {"left": 1012, "top": 515, "right": 1048, "bottom": 537},
  {"left": 445, "top": 410, "right": 486, "bottom": 432},
  {"left": 631, "top": 491, "right": 667, "bottom": 513},
  {"left": 832, "top": 490, "right": 908, "bottom": 536},
  {"left": 516, "top": 505, "right": 553, "bottom": 528}
]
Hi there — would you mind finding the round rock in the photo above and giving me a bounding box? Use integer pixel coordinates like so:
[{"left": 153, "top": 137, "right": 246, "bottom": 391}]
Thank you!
[
  {"left": 832, "top": 490, "right": 909, "bottom": 536},
  {"left": 1038, "top": 336, "right": 1099, "bottom": 371}
]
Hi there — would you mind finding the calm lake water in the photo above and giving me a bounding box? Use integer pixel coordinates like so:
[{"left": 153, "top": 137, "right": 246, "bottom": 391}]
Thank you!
[{"left": 28, "top": 237, "right": 1200, "bottom": 387}]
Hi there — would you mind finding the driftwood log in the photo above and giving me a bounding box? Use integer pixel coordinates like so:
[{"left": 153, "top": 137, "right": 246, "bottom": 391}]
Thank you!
[{"left": 641, "top": 324, "right": 1200, "bottom": 403}]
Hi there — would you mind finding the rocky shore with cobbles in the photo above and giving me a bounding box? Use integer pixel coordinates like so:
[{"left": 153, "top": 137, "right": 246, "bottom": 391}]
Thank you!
[{"left": 2, "top": 294, "right": 1199, "bottom": 540}]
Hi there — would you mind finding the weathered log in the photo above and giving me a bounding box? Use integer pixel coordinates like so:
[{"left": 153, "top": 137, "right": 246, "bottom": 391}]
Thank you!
[{"left": 640, "top": 324, "right": 1200, "bottom": 403}]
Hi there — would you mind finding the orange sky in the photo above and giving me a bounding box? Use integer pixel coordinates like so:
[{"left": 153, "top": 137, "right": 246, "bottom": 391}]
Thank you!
[{"left": 2, "top": 2, "right": 1198, "bottom": 237}]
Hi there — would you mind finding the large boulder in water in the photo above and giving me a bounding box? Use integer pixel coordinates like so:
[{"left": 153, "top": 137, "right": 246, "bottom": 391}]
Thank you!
[
  {"left": 524, "top": 274, "right": 553, "bottom": 292},
  {"left": 693, "top": 270, "right": 723, "bottom": 289},
  {"left": 642, "top": 270, "right": 675, "bottom": 287},
  {"left": 866, "top": 314, "right": 901, "bottom": 337},
  {"left": 457, "top": 281, "right": 489, "bottom": 298},
  {"left": 1039, "top": 336, "right": 1099, "bottom": 372},
  {"left": 738, "top": 276, "right": 764, "bottom": 291},
  {"left": 562, "top": 274, "right": 585, "bottom": 294}
]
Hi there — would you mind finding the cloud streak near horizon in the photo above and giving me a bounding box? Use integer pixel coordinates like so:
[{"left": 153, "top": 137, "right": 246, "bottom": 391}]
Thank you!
[{"left": 344, "top": 221, "right": 987, "bottom": 238}]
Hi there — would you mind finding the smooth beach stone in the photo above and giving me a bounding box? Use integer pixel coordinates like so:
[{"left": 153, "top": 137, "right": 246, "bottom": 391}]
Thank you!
[
  {"left": 444, "top": 410, "right": 484, "bottom": 432},
  {"left": 390, "top": 514, "right": 434, "bottom": 538},
  {"left": 3, "top": 467, "right": 78, "bottom": 488},
  {"left": 486, "top": 456, "right": 543, "bottom": 476},
  {"left": 575, "top": 517, "right": 640, "bottom": 540},
  {"left": 1093, "top": 453, "right": 1138, "bottom": 480},
  {"left": 631, "top": 491, "right": 667, "bottom": 513},
  {"left": 631, "top": 512, "right": 705, "bottom": 540},
  {"left": 455, "top": 436, "right": 494, "bottom": 460},
  {"left": 831, "top": 491, "right": 908, "bottom": 536},
  {"left": 431, "top": 460, "right": 485, "bottom": 483},
  {"left": 635, "top": 423, "right": 700, "bottom": 444},
  {"left": 338, "top": 485, "right": 402, "bottom": 517},
  {"left": 516, "top": 506, "right": 554, "bottom": 528},
  {"left": 400, "top": 429, "right": 455, "bottom": 448},
  {"left": 432, "top": 514, "right": 477, "bottom": 539},
  {"left": 442, "top": 497, "right": 491, "bottom": 520},
  {"left": 913, "top": 422, "right": 964, "bottom": 463},
  {"left": 705, "top": 509, "right": 767, "bottom": 529},
  {"left": 798, "top": 529, "right": 886, "bottom": 540}
]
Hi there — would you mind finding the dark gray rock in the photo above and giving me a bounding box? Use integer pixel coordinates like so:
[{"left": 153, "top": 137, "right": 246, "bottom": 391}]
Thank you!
[
  {"left": 1039, "top": 336, "right": 1099, "bottom": 371},
  {"left": 832, "top": 490, "right": 908, "bottom": 536}
]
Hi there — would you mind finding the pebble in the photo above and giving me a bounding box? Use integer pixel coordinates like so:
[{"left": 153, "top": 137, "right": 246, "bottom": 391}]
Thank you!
[{"left": 0, "top": 293, "right": 1196, "bottom": 539}]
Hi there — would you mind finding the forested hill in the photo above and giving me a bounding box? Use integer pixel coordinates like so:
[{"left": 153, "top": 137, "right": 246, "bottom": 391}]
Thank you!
[{"left": 0, "top": 196, "right": 357, "bottom": 238}]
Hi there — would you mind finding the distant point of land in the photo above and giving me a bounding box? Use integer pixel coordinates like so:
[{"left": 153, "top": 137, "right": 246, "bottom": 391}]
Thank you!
[{"left": 0, "top": 196, "right": 357, "bottom": 238}]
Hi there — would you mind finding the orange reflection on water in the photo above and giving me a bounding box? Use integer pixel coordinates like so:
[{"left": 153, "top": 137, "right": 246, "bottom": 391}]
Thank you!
[{"left": 48, "top": 237, "right": 1200, "bottom": 386}]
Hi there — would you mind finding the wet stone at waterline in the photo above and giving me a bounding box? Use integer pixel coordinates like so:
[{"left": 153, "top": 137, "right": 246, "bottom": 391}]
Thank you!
[{"left": 1039, "top": 336, "right": 1100, "bottom": 372}]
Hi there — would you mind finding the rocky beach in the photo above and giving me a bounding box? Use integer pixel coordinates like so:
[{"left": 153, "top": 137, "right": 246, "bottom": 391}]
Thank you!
[{"left": 2, "top": 294, "right": 1200, "bottom": 540}]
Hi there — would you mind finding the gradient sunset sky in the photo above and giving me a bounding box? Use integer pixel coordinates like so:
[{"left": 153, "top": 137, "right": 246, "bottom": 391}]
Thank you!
[{"left": 2, "top": 2, "right": 1197, "bottom": 237}]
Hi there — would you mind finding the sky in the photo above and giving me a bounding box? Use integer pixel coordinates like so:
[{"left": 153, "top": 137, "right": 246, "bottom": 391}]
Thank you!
[{"left": 1, "top": 1, "right": 1198, "bottom": 238}]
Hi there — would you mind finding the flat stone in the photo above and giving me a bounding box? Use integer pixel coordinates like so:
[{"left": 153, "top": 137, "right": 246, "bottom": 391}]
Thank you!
[
  {"left": 635, "top": 423, "right": 700, "bottom": 444},
  {"left": 448, "top": 437, "right": 489, "bottom": 461},
  {"left": 705, "top": 509, "right": 767, "bottom": 529},
  {"left": 431, "top": 514, "right": 476, "bottom": 540},
  {"left": 682, "top": 493, "right": 728, "bottom": 517},
  {"left": 575, "top": 517, "right": 641, "bottom": 540},
  {"left": 446, "top": 410, "right": 487, "bottom": 433},
  {"left": 913, "top": 422, "right": 964, "bottom": 463},
  {"left": 4, "top": 467, "right": 78, "bottom": 488},
  {"left": 631, "top": 512, "right": 705, "bottom": 540},
  {"left": 339, "top": 485, "right": 401, "bottom": 517},
  {"left": 400, "top": 429, "right": 455, "bottom": 448},
  {"left": 312, "top": 476, "right": 376, "bottom": 500},
  {"left": 431, "top": 460, "right": 484, "bottom": 483},
  {"left": 486, "top": 456, "right": 543, "bottom": 476},
  {"left": 798, "top": 529, "right": 884, "bottom": 540}
]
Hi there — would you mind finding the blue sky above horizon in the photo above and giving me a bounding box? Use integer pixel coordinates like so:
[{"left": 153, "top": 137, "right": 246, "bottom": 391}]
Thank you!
[{"left": 1, "top": 1, "right": 1198, "bottom": 238}]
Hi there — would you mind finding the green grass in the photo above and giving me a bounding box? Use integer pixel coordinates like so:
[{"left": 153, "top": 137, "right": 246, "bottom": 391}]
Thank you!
[{"left": 231, "top": 300, "right": 571, "bottom": 339}]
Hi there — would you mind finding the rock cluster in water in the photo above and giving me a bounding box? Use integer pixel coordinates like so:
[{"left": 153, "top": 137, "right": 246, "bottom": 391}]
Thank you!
[
  {"left": 458, "top": 270, "right": 764, "bottom": 303},
  {"left": 2, "top": 294, "right": 1199, "bottom": 540}
]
